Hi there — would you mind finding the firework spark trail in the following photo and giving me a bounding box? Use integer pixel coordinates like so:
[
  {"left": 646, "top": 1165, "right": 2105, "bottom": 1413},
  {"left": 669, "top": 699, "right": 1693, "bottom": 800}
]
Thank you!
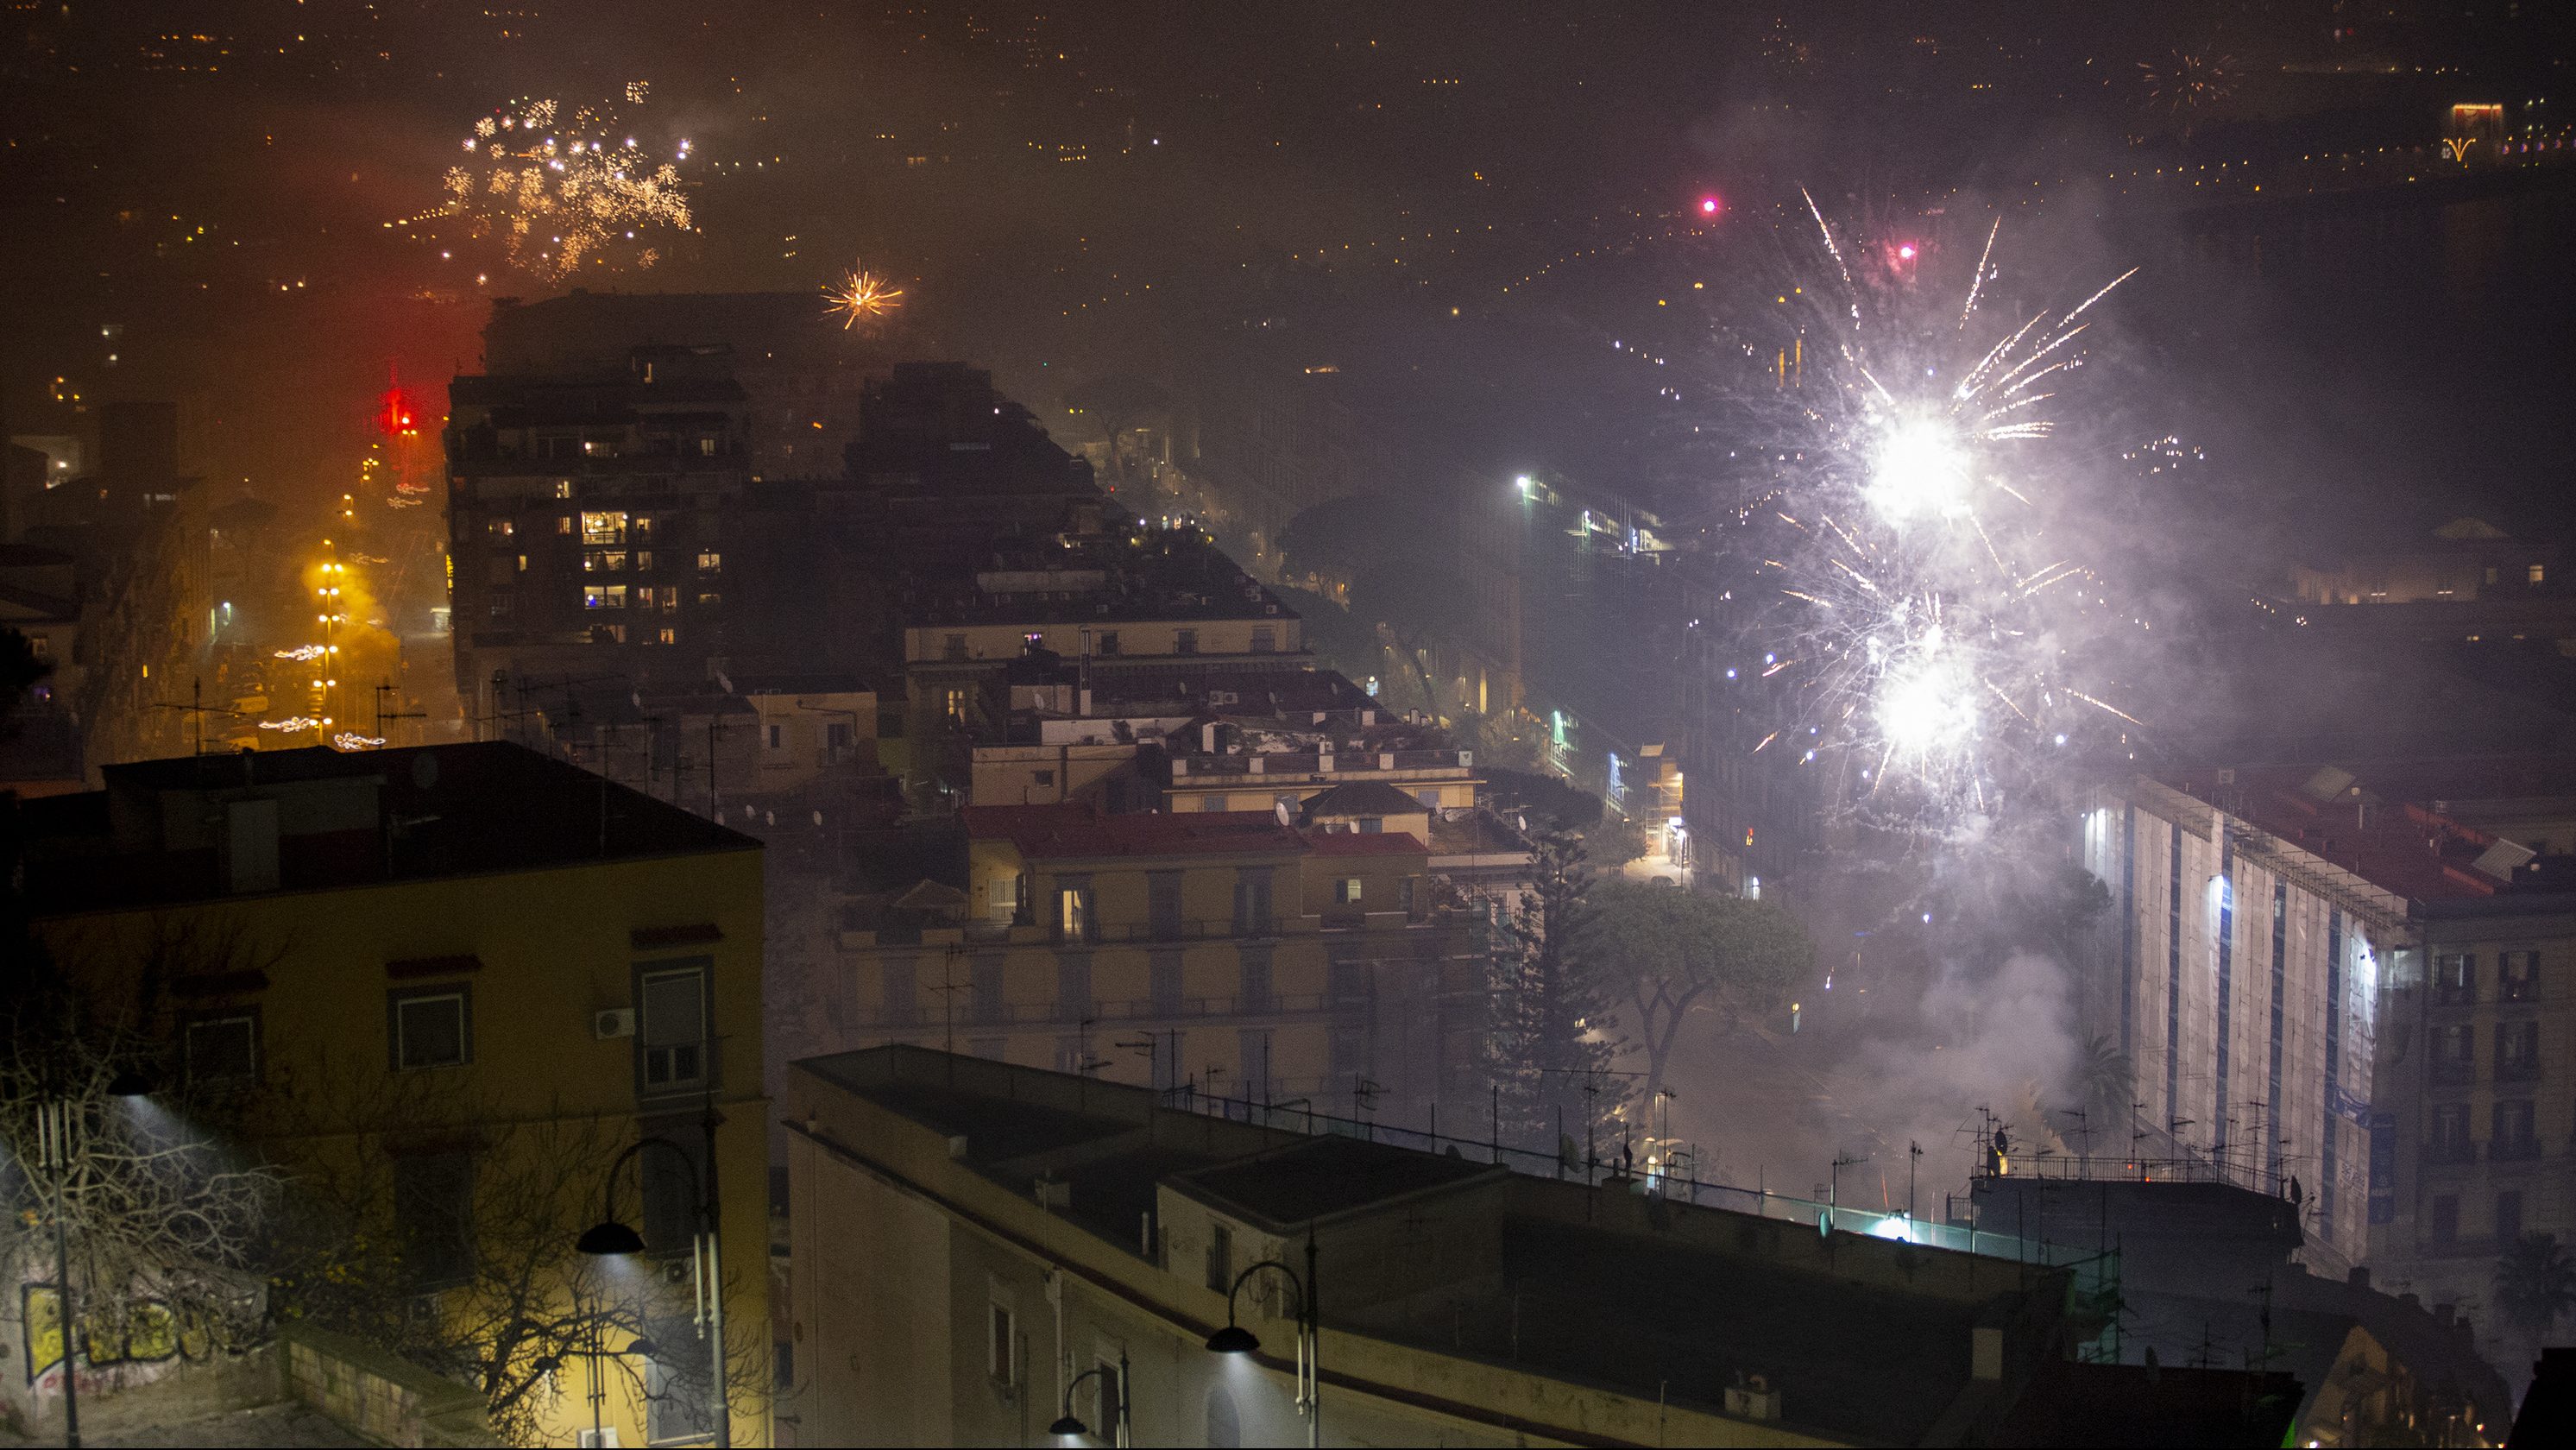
[
  {"left": 1958, "top": 218, "right": 2001, "bottom": 331},
  {"left": 822, "top": 264, "right": 905, "bottom": 327},
  {"left": 1725, "top": 209, "right": 2149, "bottom": 829},
  {"left": 438, "top": 85, "right": 692, "bottom": 281}
]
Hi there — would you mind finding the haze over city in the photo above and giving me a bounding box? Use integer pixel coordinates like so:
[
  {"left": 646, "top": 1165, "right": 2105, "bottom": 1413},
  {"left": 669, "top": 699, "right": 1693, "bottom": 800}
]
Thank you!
[{"left": 4, "top": 3, "right": 2575, "bottom": 1447}]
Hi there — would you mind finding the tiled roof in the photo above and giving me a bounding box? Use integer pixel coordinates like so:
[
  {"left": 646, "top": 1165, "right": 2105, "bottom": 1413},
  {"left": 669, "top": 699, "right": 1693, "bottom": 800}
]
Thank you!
[{"left": 961, "top": 802, "right": 1303, "bottom": 860}]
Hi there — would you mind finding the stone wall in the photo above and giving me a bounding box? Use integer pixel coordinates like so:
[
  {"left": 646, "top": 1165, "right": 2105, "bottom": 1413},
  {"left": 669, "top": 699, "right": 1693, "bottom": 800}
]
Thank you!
[{"left": 278, "top": 1323, "right": 496, "bottom": 1448}]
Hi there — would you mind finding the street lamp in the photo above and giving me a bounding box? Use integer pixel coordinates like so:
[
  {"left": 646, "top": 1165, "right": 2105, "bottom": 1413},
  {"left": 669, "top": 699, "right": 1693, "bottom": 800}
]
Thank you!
[
  {"left": 577, "top": 1134, "right": 730, "bottom": 1448},
  {"left": 35, "top": 1071, "right": 154, "bottom": 1449},
  {"left": 1204, "top": 1230, "right": 1319, "bottom": 1449},
  {"left": 1047, "top": 1352, "right": 1131, "bottom": 1445}
]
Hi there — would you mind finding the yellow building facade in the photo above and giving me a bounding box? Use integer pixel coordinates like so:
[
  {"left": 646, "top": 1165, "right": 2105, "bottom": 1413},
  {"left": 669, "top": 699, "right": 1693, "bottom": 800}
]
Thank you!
[
  {"left": 839, "top": 804, "right": 1484, "bottom": 1122},
  {"left": 24, "top": 743, "right": 773, "bottom": 1447}
]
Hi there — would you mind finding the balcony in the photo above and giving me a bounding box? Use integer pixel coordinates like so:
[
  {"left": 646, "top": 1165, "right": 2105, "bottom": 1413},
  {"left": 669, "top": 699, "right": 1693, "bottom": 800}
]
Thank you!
[
  {"left": 2433, "top": 981, "right": 2478, "bottom": 1008},
  {"left": 1168, "top": 748, "right": 1472, "bottom": 780},
  {"left": 2429, "top": 1059, "right": 2478, "bottom": 1087},
  {"left": 2422, "top": 1138, "right": 2480, "bottom": 1166},
  {"left": 848, "top": 992, "right": 1329, "bottom": 1030},
  {"left": 2491, "top": 1137, "right": 2543, "bottom": 1163},
  {"left": 2495, "top": 1059, "right": 2543, "bottom": 1085},
  {"left": 2499, "top": 977, "right": 2541, "bottom": 1004}
]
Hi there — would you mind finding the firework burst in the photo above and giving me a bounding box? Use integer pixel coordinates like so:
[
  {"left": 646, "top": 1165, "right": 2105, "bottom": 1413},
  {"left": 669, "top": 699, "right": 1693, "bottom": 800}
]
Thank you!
[
  {"left": 440, "top": 85, "right": 693, "bottom": 281},
  {"left": 822, "top": 264, "right": 904, "bottom": 327},
  {"left": 1737, "top": 201, "right": 2140, "bottom": 828}
]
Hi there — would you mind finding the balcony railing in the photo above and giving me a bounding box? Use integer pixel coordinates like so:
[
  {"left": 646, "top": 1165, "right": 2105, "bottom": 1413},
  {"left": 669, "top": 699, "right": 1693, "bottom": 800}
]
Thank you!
[
  {"left": 2490, "top": 1137, "right": 2543, "bottom": 1163},
  {"left": 1169, "top": 748, "right": 1471, "bottom": 779},
  {"left": 2499, "top": 977, "right": 2542, "bottom": 1004},
  {"left": 853, "top": 991, "right": 1329, "bottom": 1030},
  {"left": 2430, "top": 1059, "right": 2478, "bottom": 1087},
  {"left": 2434, "top": 981, "right": 2478, "bottom": 1007},
  {"left": 2496, "top": 1059, "right": 2543, "bottom": 1084},
  {"left": 2422, "top": 1138, "right": 2479, "bottom": 1166}
]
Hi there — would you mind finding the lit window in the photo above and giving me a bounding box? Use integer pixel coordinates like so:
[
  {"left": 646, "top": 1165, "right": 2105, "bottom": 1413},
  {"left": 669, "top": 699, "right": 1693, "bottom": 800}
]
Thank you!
[
  {"left": 2531, "top": 564, "right": 2548, "bottom": 585},
  {"left": 635, "top": 550, "right": 655, "bottom": 572},
  {"left": 516, "top": 554, "right": 528, "bottom": 572},
  {"left": 583, "top": 584, "right": 627, "bottom": 609},
  {"left": 945, "top": 687, "right": 969, "bottom": 722},
  {"left": 555, "top": 516, "right": 572, "bottom": 535},
  {"left": 553, "top": 480, "right": 573, "bottom": 499},
  {"left": 696, "top": 591, "right": 721, "bottom": 609},
  {"left": 1058, "top": 888, "right": 1090, "bottom": 941},
  {"left": 1334, "top": 877, "right": 1363, "bottom": 905},
  {"left": 487, "top": 519, "right": 514, "bottom": 539},
  {"left": 697, "top": 550, "right": 722, "bottom": 573},
  {"left": 658, "top": 627, "right": 677, "bottom": 645},
  {"left": 697, "top": 436, "right": 717, "bottom": 457},
  {"left": 581, "top": 510, "right": 629, "bottom": 545}
]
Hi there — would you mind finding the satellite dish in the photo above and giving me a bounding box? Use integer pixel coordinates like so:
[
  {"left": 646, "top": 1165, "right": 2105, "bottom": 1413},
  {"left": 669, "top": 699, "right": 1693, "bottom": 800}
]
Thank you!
[{"left": 1275, "top": 800, "right": 1294, "bottom": 827}]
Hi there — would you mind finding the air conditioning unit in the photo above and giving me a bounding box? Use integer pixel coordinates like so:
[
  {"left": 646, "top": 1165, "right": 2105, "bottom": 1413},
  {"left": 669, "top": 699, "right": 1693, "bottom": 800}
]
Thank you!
[{"left": 593, "top": 1008, "right": 636, "bottom": 1040}]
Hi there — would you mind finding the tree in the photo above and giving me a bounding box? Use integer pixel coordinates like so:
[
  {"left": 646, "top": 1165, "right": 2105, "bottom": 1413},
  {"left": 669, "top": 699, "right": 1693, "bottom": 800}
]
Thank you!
[
  {"left": 2072, "top": 1033, "right": 2132, "bottom": 1120},
  {"left": 1589, "top": 880, "right": 1814, "bottom": 1109},
  {"left": 0, "top": 925, "right": 280, "bottom": 1390},
  {"left": 1487, "top": 830, "right": 1628, "bottom": 1156},
  {"left": 2497, "top": 1232, "right": 2576, "bottom": 1341},
  {"left": 249, "top": 1064, "right": 768, "bottom": 1446}
]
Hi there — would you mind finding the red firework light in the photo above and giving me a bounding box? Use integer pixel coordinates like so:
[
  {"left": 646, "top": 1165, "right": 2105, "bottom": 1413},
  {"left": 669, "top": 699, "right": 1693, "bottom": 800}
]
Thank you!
[{"left": 377, "top": 387, "right": 419, "bottom": 437}]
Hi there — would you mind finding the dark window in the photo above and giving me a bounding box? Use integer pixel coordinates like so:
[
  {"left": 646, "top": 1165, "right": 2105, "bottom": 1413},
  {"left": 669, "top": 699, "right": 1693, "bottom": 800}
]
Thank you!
[
  {"left": 2430, "top": 1104, "right": 2474, "bottom": 1163},
  {"left": 1095, "top": 631, "right": 1119, "bottom": 656},
  {"left": 185, "top": 1011, "right": 260, "bottom": 1085},
  {"left": 1238, "top": 947, "right": 1273, "bottom": 1012},
  {"left": 387, "top": 987, "right": 472, "bottom": 1070},
  {"left": 638, "top": 964, "right": 709, "bottom": 1094},
  {"left": 1149, "top": 950, "right": 1183, "bottom": 1017},
  {"left": 2498, "top": 1019, "right": 2542, "bottom": 1081},
  {"left": 1055, "top": 955, "right": 1092, "bottom": 1019},
  {"left": 881, "top": 956, "right": 918, "bottom": 1027},
  {"left": 2497, "top": 1189, "right": 2525, "bottom": 1245},
  {"left": 2433, "top": 1024, "right": 2476, "bottom": 1084},
  {"left": 1206, "top": 1223, "right": 1232, "bottom": 1293},
  {"left": 1231, "top": 868, "right": 1274, "bottom": 936},
  {"left": 944, "top": 634, "right": 969, "bottom": 662},
  {"left": 392, "top": 1151, "right": 475, "bottom": 1286},
  {"left": 639, "top": 1112, "right": 708, "bottom": 1253},
  {"left": 2435, "top": 953, "right": 2477, "bottom": 1005},
  {"left": 988, "top": 1302, "right": 1017, "bottom": 1384},
  {"left": 972, "top": 955, "right": 1005, "bottom": 1024},
  {"left": 2494, "top": 1100, "right": 2539, "bottom": 1159},
  {"left": 1356, "top": 817, "right": 1383, "bottom": 835},
  {"left": 1249, "top": 627, "right": 1275, "bottom": 653},
  {"left": 2430, "top": 1195, "right": 2459, "bottom": 1244},
  {"left": 1399, "top": 876, "right": 1417, "bottom": 914},
  {"left": 1033, "top": 768, "right": 1055, "bottom": 786},
  {"left": 1148, "top": 870, "right": 1183, "bottom": 941},
  {"left": 1175, "top": 628, "right": 1198, "bottom": 655},
  {"left": 2501, "top": 950, "right": 2541, "bottom": 1003}
]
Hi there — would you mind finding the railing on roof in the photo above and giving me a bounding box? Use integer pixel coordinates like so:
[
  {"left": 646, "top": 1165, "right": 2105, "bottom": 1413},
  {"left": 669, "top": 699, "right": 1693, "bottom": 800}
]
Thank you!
[{"left": 1152, "top": 1086, "right": 2107, "bottom": 1269}]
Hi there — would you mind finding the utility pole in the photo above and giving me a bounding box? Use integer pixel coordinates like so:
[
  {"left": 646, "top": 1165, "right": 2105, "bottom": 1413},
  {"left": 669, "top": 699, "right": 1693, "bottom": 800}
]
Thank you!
[
  {"left": 375, "top": 682, "right": 427, "bottom": 745},
  {"left": 151, "top": 677, "right": 230, "bottom": 756},
  {"left": 1909, "top": 1140, "right": 1924, "bottom": 1222}
]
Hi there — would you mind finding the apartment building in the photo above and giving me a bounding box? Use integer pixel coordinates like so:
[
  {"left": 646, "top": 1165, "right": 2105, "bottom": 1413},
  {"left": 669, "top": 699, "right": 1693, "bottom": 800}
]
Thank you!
[
  {"left": 833, "top": 802, "right": 1484, "bottom": 1125},
  {"left": 22, "top": 742, "right": 773, "bottom": 1447}
]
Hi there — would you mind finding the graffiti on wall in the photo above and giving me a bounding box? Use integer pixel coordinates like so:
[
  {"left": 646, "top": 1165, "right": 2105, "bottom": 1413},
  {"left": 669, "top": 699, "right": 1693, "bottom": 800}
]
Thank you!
[{"left": 21, "top": 1286, "right": 219, "bottom": 1385}]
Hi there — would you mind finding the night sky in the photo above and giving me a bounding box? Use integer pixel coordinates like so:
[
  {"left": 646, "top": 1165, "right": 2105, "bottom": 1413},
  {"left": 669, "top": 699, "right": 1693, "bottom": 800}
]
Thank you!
[{"left": 5, "top": 1, "right": 2573, "bottom": 571}]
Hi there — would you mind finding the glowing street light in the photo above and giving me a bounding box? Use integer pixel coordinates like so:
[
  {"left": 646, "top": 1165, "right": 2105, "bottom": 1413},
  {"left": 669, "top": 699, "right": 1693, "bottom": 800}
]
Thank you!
[
  {"left": 1047, "top": 1354, "right": 1131, "bottom": 1444},
  {"left": 1204, "top": 1231, "right": 1319, "bottom": 1448}
]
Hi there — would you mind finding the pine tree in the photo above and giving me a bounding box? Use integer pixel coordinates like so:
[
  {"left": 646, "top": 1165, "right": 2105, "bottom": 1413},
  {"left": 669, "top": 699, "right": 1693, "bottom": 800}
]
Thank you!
[{"left": 1486, "top": 829, "right": 1628, "bottom": 1160}]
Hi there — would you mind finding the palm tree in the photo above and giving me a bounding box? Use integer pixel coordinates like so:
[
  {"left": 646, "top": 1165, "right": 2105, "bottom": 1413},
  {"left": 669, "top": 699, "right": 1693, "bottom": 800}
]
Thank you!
[
  {"left": 2497, "top": 1232, "right": 2576, "bottom": 1339},
  {"left": 2074, "top": 1033, "right": 2132, "bottom": 1116}
]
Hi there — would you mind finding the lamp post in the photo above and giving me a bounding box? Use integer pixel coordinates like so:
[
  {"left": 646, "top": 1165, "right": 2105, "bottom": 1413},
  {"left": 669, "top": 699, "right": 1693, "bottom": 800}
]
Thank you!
[
  {"left": 1204, "top": 1230, "right": 1319, "bottom": 1449},
  {"left": 538, "top": 1319, "right": 659, "bottom": 1449},
  {"left": 1046, "top": 1352, "right": 1131, "bottom": 1446},
  {"left": 32, "top": 1070, "right": 152, "bottom": 1450},
  {"left": 577, "top": 1133, "right": 729, "bottom": 1448}
]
